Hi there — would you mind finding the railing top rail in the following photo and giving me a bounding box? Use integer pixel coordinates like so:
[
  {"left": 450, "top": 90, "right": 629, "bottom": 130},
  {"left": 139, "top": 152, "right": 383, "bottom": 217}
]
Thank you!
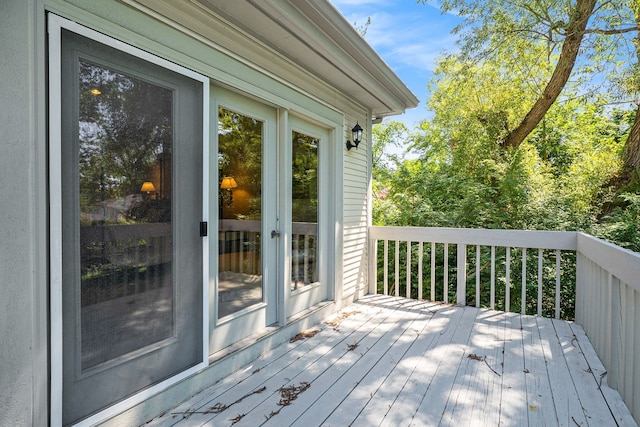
[{"left": 369, "top": 226, "right": 577, "bottom": 251}]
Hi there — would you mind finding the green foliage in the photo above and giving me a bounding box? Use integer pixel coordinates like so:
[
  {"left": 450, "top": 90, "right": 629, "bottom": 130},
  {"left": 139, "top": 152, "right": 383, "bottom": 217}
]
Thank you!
[
  {"left": 593, "top": 193, "right": 640, "bottom": 252},
  {"left": 372, "top": 0, "right": 640, "bottom": 317}
]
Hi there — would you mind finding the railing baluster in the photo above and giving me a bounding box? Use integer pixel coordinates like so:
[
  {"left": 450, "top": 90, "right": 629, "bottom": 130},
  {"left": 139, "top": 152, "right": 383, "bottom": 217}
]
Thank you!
[
  {"left": 505, "top": 246, "right": 511, "bottom": 313},
  {"left": 522, "top": 247, "right": 527, "bottom": 315},
  {"left": 430, "top": 242, "right": 436, "bottom": 301},
  {"left": 303, "top": 234, "right": 309, "bottom": 284},
  {"left": 292, "top": 234, "right": 298, "bottom": 285},
  {"left": 490, "top": 245, "right": 496, "bottom": 310},
  {"left": 457, "top": 244, "right": 466, "bottom": 306},
  {"left": 476, "top": 245, "right": 480, "bottom": 308},
  {"left": 418, "top": 242, "right": 423, "bottom": 301},
  {"left": 444, "top": 243, "right": 449, "bottom": 303},
  {"left": 395, "top": 240, "right": 399, "bottom": 297},
  {"left": 383, "top": 240, "right": 388, "bottom": 296},
  {"left": 370, "top": 238, "right": 378, "bottom": 295},
  {"left": 239, "top": 230, "right": 245, "bottom": 274},
  {"left": 537, "top": 249, "right": 543, "bottom": 317},
  {"left": 406, "top": 241, "right": 411, "bottom": 298},
  {"left": 555, "top": 249, "right": 561, "bottom": 319}
]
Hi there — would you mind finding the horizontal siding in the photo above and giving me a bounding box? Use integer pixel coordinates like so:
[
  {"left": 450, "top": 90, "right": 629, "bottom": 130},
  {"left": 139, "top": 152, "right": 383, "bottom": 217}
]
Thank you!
[{"left": 342, "top": 110, "right": 369, "bottom": 305}]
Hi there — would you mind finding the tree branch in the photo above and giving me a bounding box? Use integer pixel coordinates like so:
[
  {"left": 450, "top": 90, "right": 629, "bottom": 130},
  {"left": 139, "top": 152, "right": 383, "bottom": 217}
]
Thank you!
[
  {"left": 501, "top": 0, "right": 598, "bottom": 149},
  {"left": 583, "top": 26, "right": 640, "bottom": 35}
]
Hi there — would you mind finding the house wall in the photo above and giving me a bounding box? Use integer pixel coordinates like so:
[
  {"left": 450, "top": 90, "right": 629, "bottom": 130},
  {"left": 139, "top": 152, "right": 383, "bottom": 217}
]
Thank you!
[
  {"left": 342, "top": 113, "right": 372, "bottom": 304},
  {"left": 0, "top": 1, "right": 48, "bottom": 426},
  {"left": 0, "top": 0, "right": 372, "bottom": 424}
]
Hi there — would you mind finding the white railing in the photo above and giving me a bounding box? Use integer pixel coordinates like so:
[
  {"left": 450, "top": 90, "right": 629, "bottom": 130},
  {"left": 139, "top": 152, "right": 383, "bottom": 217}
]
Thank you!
[
  {"left": 575, "top": 233, "right": 640, "bottom": 420},
  {"left": 368, "top": 226, "right": 640, "bottom": 422},
  {"left": 368, "top": 227, "right": 576, "bottom": 318},
  {"left": 219, "top": 219, "right": 318, "bottom": 283}
]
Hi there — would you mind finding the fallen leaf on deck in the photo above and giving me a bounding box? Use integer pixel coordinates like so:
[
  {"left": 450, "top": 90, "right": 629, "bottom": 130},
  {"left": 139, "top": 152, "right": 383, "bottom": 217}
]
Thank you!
[
  {"left": 278, "top": 382, "right": 310, "bottom": 406},
  {"left": 290, "top": 329, "right": 320, "bottom": 343},
  {"left": 325, "top": 310, "right": 361, "bottom": 329}
]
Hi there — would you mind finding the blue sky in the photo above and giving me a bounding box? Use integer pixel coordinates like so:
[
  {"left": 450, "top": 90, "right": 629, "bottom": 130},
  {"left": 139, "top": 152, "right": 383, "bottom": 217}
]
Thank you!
[{"left": 329, "top": 0, "right": 462, "bottom": 127}]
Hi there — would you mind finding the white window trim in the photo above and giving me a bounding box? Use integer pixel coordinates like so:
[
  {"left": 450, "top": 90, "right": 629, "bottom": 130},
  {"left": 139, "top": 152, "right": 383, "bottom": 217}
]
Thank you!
[{"left": 47, "top": 13, "right": 210, "bottom": 427}]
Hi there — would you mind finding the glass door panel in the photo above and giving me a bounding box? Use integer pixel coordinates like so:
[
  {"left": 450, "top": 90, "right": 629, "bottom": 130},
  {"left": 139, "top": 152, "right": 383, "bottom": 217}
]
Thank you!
[
  {"left": 209, "top": 88, "right": 277, "bottom": 354},
  {"left": 59, "top": 29, "right": 204, "bottom": 425},
  {"left": 291, "top": 131, "right": 319, "bottom": 291},
  {"left": 217, "top": 107, "right": 264, "bottom": 318},
  {"left": 78, "top": 59, "right": 175, "bottom": 370},
  {"left": 286, "top": 116, "right": 329, "bottom": 317}
]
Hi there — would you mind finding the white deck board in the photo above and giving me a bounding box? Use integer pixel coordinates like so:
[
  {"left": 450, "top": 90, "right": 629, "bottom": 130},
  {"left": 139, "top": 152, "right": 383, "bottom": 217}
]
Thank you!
[
  {"left": 145, "top": 296, "right": 636, "bottom": 427},
  {"left": 357, "top": 304, "right": 464, "bottom": 427},
  {"left": 521, "top": 315, "right": 558, "bottom": 426},
  {"left": 553, "top": 318, "right": 624, "bottom": 426},
  {"left": 377, "top": 304, "right": 470, "bottom": 427},
  {"left": 567, "top": 322, "right": 636, "bottom": 425}
]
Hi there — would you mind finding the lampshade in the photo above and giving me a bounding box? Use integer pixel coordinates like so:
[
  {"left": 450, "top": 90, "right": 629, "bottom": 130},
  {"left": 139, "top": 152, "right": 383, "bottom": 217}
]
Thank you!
[
  {"left": 220, "top": 176, "right": 238, "bottom": 190},
  {"left": 140, "top": 181, "right": 156, "bottom": 193}
]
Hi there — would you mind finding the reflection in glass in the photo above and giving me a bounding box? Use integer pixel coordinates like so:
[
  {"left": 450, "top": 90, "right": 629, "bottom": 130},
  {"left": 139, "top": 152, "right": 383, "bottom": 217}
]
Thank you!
[
  {"left": 291, "top": 131, "right": 319, "bottom": 291},
  {"left": 217, "top": 107, "right": 264, "bottom": 318},
  {"left": 78, "top": 60, "right": 174, "bottom": 369}
]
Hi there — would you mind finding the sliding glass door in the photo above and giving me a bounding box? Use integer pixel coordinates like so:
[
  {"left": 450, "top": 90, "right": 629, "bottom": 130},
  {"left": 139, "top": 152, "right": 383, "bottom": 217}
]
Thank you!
[{"left": 57, "top": 27, "right": 205, "bottom": 425}]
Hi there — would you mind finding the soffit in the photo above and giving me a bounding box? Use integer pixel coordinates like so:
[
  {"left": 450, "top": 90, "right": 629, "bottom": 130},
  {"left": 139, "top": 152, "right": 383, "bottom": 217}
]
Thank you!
[{"left": 128, "top": 0, "right": 418, "bottom": 118}]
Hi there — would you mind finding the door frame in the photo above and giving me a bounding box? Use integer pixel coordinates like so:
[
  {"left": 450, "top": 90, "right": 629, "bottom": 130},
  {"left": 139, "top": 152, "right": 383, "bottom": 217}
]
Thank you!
[
  {"left": 48, "top": 14, "right": 210, "bottom": 426},
  {"left": 209, "top": 85, "right": 279, "bottom": 354},
  {"left": 281, "top": 112, "right": 340, "bottom": 320}
]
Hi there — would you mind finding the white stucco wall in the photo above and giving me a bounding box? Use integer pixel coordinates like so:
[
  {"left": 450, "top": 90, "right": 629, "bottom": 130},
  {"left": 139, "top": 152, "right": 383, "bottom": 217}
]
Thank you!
[{"left": 0, "top": 1, "right": 48, "bottom": 425}]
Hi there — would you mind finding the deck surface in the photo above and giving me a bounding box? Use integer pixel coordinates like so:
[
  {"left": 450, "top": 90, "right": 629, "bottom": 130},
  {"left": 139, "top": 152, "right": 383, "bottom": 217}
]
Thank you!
[{"left": 146, "top": 295, "right": 635, "bottom": 427}]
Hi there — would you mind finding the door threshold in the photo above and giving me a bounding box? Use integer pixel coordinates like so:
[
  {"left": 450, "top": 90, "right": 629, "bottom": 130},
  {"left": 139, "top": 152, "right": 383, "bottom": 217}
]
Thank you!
[{"left": 208, "top": 300, "right": 334, "bottom": 364}]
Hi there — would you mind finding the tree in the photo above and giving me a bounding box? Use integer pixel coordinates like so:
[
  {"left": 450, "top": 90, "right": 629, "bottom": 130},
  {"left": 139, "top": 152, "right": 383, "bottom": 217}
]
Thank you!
[
  {"left": 426, "top": 0, "right": 640, "bottom": 153},
  {"left": 373, "top": 39, "right": 626, "bottom": 232}
]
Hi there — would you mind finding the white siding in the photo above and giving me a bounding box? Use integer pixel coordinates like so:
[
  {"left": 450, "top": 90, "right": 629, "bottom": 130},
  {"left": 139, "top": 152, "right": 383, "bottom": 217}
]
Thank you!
[{"left": 341, "top": 111, "right": 371, "bottom": 305}]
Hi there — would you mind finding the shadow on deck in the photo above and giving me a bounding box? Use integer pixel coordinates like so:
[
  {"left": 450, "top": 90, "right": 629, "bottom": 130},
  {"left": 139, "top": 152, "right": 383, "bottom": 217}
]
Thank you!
[{"left": 146, "top": 295, "right": 635, "bottom": 427}]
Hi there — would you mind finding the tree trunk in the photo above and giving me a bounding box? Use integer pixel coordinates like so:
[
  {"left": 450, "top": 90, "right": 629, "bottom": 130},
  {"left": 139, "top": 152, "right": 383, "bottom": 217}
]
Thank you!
[
  {"left": 501, "top": 0, "right": 597, "bottom": 149},
  {"left": 623, "top": 105, "right": 640, "bottom": 172},
  {"left": 621, "top": 3, "right": 640, "bottom": 174}
]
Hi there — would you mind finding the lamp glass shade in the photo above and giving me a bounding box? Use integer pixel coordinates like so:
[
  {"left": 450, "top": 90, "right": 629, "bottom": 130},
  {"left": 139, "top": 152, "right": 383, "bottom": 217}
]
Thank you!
[
  {"left": 352, "top": 122, "right": 363, "bottom": 143},
  {"left": 220, "top": 176, "right": 238, "bottom": 190},
  {"left": 140, "top": 181, "right": 156, "bottom": 193}
]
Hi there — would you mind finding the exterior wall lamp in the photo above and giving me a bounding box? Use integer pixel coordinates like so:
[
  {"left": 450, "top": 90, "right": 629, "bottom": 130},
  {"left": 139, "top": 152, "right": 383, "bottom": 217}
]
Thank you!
[{"left": 346, "top": 122, "right": 363, "bottom": 150}]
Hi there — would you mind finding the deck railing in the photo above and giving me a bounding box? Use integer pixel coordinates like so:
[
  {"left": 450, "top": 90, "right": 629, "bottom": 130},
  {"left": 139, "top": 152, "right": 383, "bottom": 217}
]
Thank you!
[
  {"left": 574, "top": 232, "right": 640, "bottom": 420},
  {"left": 368, "top": 226, "right": 640, "bottom": 421}
]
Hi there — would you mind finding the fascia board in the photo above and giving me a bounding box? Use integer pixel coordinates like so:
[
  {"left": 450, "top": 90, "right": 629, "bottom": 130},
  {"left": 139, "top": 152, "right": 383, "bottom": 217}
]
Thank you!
[
  {"left": 251, "top": 0, "right": 419, "bottom": 116},
  {"left": 290, "top": 0, "right": 419, "bottom": 110},
  {"left": 128, "top": 0, "right": 418, "bottom": 117}
]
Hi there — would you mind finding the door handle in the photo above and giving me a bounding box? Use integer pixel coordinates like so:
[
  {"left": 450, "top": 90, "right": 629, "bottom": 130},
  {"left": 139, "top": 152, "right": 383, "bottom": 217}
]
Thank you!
[{"left": 271, "top": 230, "right": 281, "bottom": 239}]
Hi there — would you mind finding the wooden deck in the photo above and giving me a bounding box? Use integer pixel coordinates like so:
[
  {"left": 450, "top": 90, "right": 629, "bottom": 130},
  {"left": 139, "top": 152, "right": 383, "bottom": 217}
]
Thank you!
[{"left": 146, "top": 295, "right": 635, "bottom": 427}]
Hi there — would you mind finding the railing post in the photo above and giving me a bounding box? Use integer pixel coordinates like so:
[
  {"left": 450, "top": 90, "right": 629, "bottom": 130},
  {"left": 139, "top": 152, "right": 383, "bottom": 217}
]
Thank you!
[
  {"left": 368, "top": 236, "right": 378, "bottom": 295},
  {"left": 457, "top": 244, "right": 466, "bottom": 306}
]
